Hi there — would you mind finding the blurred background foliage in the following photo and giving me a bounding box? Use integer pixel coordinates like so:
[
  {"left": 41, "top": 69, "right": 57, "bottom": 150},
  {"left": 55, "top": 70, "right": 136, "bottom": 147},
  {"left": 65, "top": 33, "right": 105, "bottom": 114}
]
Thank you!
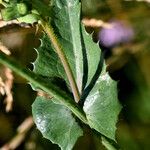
[{"left": 0, "top": 0, "right": 150, "bottom": 149}]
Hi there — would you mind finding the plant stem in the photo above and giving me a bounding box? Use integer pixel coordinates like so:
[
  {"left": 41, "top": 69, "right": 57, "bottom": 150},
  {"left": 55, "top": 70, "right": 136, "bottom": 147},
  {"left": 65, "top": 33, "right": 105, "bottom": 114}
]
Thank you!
[
  {"left": 40, "top": 20, "right": 80, "bottom": 103},
  {"left": 0, "top": 52, "right": 88, "bottom": 124}
]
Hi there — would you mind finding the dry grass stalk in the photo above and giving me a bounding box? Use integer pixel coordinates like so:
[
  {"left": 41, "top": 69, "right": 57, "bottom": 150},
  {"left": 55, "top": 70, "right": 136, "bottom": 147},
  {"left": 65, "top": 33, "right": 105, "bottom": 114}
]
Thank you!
[
  {"left": 0, "top": 42, "right": 11, "bottom": 55},
  {"left": 0, "top": 42, "right": 14, "bottom": 112},
  {"left": 0, "top": 19, "right": 31, "bottom": 28},
  {"left": 0, "top": 116, "right": 34, "bottom": 150},
  {"left": 3, "top": 67, "right": 14, "bottom": 112},
  {"left": 82, "top": 18, "right": 112, "bottom": 28},
  {"left": 0, "top": 76, "right": 5, "bottom": 95}
]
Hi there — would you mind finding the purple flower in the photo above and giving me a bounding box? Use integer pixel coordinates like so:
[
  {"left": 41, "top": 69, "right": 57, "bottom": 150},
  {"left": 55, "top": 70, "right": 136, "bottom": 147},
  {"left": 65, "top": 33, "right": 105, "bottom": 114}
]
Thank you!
[{"left": 98, "top": 20, "right": 134, "bottom": 48}]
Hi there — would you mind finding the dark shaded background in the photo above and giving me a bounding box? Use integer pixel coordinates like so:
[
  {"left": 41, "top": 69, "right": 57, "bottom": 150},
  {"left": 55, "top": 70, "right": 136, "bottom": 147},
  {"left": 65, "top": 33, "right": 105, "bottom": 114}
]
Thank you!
[{"left": 0, "top": 0, "right": 150, "bottom": 149}]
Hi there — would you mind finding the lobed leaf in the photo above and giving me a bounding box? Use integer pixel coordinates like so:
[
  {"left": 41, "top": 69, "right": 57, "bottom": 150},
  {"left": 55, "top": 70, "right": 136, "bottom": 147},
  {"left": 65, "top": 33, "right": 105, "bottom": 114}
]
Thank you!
[
  {"left": 34, "top": 0, "right": 84, "bottom": 92},
  {"left": 80, "top": 25, "right": 101, "bottom": 90},
  {"left": 34, "top": 0, "right": 101, "bottom": 93}
]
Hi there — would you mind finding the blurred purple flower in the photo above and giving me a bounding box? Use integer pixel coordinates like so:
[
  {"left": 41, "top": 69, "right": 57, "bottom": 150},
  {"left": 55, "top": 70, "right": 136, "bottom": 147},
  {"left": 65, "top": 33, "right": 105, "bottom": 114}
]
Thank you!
[{"left": 98, "top": 20, "right": 134, "bottom": 48}]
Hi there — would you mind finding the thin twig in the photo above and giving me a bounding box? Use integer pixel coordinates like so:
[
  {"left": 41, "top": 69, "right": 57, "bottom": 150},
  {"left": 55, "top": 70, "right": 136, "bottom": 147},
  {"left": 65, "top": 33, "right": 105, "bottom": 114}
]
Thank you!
[{"left": 40, "top": 20, "right": 80, "bottom": 103}]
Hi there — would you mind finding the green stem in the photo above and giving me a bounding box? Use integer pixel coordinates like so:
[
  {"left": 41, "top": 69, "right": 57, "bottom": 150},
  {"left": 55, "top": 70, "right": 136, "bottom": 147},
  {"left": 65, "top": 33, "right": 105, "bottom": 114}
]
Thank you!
[
  {"left": 0, "top": 1, "right": 8, "bottom": 7},
  {"left": 40, "top": 20, "right": 80, "bottom": 103},
  {"left": 0, "top": 52, "right": 88, "bottom": 124}
]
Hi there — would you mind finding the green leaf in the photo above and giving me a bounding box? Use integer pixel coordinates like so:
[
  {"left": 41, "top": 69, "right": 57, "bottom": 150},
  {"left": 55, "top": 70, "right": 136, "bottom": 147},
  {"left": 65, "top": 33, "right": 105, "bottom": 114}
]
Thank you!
[
  {"left": 0, "top": 52, "right": 87, "bottom": 125},
  {"left": 83, "top": 66, "right": 122, "bottom": 140},
  {"left": 32, "top": 96, "right": 83, "bottom": 150},
  {"left": 33, "top": 34, "right": 62, "bottom": 78},
  {"left": 32, "top": 0, "right": 52, "bottom": 17},
  {"left": 1, "top": 2, "right": 29, "bottom": 21},
  {"left": 33, "top": 0, "right": 121, "bottom": 144},
  {"left": 17, "top": 3, "right": 28, "bottom": 15},
  {"left": 17, "top": 13, "right": 39, "bottom": 24},
  {"left": 34, "top": 0, "right": 84, "bottom": 92},
  {"left": 34, "top": 0, "right": 83, "bottom": 91},
  {"left": 34, "top": 0, "right": 101, "bottom": 93},
  {"left": 1, "top": 5, "right": 19, "bottom": 20},
  {"left": 80, "top": 25, "right": 101, "bottom": 90}
]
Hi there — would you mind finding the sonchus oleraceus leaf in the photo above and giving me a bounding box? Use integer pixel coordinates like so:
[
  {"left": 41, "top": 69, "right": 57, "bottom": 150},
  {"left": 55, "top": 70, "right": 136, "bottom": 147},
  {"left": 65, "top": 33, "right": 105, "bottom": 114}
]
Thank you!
[
  {"left": 34, "top": 0, "right": 84, "bottom": 92},
  {"left": 33, "top": 0, "right": 101, "bottom": 93},
  {"left": 32, "top": 1, "right": 85, "bottom": 149},
  {"left": 33, "top": 0, "right": 121, "bottom": 146},
  {"left": 83, "top": 65, "right": 122, "bottom": 140},
  {"left": 32, "top": 97, "right": 83, "bottom": 150}
]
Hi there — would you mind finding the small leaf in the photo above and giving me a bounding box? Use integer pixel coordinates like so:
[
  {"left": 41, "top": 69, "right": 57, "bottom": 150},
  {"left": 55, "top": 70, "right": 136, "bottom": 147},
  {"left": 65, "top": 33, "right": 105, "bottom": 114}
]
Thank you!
[
  {"left": 1, "top": 2, "right": 29, "bottom": 21},
  {"left": 1, "top": 5, "right": 19, "bottom": 20},
  {"left": 32, "top": 0, "right": 52, "bottom": 17},
  {"left": 83, "top": 66, "right": 122, "bottom": 140},
  {"left": 17, "top": 13, "right": 39, "bottom": 24},
  {"left": 17, "top": 3, "right": 28, "bottom": 15},
  {"left": 32, "top": 96, "right": 83, "bottom": 150}
]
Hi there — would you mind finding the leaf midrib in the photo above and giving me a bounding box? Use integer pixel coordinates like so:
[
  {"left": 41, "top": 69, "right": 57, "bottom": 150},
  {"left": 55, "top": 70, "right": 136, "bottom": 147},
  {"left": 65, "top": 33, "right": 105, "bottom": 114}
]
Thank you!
[{"left": 66, "top": 4, "right": 82, "bottom": 93}]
